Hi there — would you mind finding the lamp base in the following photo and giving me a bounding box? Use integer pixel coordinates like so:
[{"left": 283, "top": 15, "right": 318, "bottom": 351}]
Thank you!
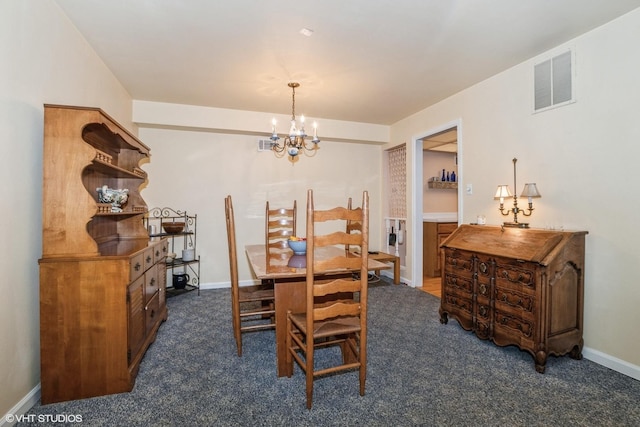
[{"left": 503, "top": 222, "right": 529, "bottom": 228}]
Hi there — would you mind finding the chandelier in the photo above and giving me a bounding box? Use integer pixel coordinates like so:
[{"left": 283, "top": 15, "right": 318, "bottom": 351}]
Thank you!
[{"left": 269, "top": 82, "right": 320, "bottom": 158}]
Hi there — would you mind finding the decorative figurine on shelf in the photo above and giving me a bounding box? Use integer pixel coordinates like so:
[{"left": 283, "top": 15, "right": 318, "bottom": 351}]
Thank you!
[{"left": 96, "top": 185, "right": 129, "bottom": 212}]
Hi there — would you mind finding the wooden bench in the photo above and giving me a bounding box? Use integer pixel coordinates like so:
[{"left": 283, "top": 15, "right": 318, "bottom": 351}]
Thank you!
[{"left": 367, "top": 251, "right": 400, "bottom": 285}]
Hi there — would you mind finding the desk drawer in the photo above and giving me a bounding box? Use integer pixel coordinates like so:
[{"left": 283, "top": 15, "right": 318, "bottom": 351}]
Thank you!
[
  {"left": 442, "top": 273, "right": 473, "bottom": 298},
  {"left": 495, "top": 263, "right": 536, "bottom": 292},
  {"left": 443, "top": 248, "right": 474, "bottom": 279}
]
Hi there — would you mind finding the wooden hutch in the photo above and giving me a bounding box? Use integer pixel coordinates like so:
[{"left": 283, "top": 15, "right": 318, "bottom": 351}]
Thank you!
[{"left": 39, "top": 105, "right": 168, "bottom": 403}]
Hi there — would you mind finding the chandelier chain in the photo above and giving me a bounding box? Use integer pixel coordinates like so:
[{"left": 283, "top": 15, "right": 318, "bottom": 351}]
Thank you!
[{"left": 290, "top": 84, "right": 296, "bottom": 121}]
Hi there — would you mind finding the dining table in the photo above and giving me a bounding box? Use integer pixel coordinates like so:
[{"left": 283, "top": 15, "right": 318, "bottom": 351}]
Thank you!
[{"left": 244, "top": 244, "right": 390, "bottom": 377}]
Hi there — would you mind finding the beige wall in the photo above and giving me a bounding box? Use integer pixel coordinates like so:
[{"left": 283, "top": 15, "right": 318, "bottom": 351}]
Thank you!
[
  {"left": 138, "top": 126, "right": 384, "bottom": 286},
  {"left": 423, "top": 151, "right": 458, "bottom": 214},
  {"left": 0, "top": 0, "right": 135, "bottom": 419},
  {"left": 390, "top": 9, "right": 640, "bottom": 373}
]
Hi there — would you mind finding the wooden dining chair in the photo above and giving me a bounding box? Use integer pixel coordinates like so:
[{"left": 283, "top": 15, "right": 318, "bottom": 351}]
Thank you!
[
  {"left": 265, "top": 200, "right": 297, "bottom": 249},
  {"left": 345, "top": 197, "right": 362, "bottom": 253},
  {"left": 286, "top": 189, "right": 369, "bottom": 409},
  {"left": 225, "top": 195, "right": 276, "bottom": 356}
]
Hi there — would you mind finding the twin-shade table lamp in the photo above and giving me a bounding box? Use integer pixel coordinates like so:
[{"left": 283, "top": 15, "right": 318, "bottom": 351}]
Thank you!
[{"left": 494, "top": 158, "right": 541, "bottom": 228}]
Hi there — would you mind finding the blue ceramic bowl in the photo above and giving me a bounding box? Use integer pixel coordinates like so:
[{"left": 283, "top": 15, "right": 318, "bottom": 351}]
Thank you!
[
  {"left": 287, "top": 254, "right": 307, "bottom": 268},
  {"left": 287, "top": 239, "right": 307, "bottom": 255}
]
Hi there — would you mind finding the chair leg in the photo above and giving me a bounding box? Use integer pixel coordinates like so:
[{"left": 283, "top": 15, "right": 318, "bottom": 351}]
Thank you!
[
  {"left": 360, "top": 338, "right": 366, "bottom": 396},
  {"left": 234, "top": 330, "right": 242, "bottom": 357},
  {"left": 306, "top": 344, "right": 314, "bottom": 409},
  {"left": 285, "top": 313, "right": 293, "bottom": 378},
  {"left": 306, "top": 378, "right": 313, "bottom": 409},
  {"left": 233, "top": 316, "right": 242, "bottom": 357}
]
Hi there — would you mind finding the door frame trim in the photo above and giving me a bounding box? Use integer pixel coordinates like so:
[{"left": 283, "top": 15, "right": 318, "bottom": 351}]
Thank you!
[{"left": 410, "top": 119, "right": 463, "bottom": 287}]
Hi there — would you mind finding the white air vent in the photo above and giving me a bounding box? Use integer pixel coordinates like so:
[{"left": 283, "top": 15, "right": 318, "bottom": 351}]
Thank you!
[
  {"left": 534, "top": 49, "right": 574, "bottom": 112},
  {"left": 257, "top": 139, "right": 275, "bottom": 152}
]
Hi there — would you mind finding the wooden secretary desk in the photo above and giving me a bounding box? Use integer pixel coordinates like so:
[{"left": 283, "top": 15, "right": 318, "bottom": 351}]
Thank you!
[{"left": 439, "top": 224, "right": 587, "bottom": 373}]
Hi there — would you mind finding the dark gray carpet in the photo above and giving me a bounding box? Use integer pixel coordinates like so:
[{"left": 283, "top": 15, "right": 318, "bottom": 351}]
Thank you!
[{"left": 21, "top": 280, "right": 640, "bottom": 426}]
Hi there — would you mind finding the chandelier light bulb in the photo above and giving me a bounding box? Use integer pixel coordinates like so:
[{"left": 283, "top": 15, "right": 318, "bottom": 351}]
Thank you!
[{"left": 289, "top": 119, "right": 297, "bottom": 137}]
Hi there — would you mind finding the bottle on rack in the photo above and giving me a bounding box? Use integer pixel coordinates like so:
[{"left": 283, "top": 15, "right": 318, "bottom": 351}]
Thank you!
[
  {"left": 441, "top": 169, "right": 446, "bottom": 181},
  {"left": 451, "top": 171, "right": 456, "bottom": 182}
]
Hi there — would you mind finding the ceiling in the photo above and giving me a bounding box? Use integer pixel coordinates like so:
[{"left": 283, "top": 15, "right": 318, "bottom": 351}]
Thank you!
[
  {"left": 54, "top": 0, "right": 640, "bottom": 126},
  {"left": 422, "top": 128, "right": 458, "bottom": 153}
]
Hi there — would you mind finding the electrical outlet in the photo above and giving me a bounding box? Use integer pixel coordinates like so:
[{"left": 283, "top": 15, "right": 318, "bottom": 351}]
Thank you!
[{"left": 466, "top": 184, "right": 473, "bottom": 195}]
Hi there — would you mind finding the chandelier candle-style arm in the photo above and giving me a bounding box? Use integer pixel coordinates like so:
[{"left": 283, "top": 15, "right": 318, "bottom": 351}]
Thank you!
[
  {"left": 271, "top": 118, "right": 279, "bottom": 141},
  {"left": 269, "top": 82, "right": 320, "bottom": 159}
]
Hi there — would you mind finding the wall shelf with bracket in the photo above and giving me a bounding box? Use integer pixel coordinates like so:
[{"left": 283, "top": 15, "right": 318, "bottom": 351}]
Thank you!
[{"left": 428, "top": 181, "right": 458, "bottom": 190}]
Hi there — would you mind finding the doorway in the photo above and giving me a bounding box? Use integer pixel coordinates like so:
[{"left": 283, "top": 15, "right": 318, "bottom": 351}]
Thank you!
[{"left": 410, "top": 120, "right": 462, "bottom": 288}]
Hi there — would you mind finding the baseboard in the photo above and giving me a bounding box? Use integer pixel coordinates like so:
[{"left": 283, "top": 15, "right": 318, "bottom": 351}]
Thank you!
[
  {"left": 378, "top": 270, "right": 408, "bottom": 286},
  {"left": 1, "top": 384, "right": 40, "bottom": 427},
  {"left": 199, "top": 281, "right": 228, "bottom": 290},
  {"left": 583, "top": 346, "right": 640, "bottom": 381}
]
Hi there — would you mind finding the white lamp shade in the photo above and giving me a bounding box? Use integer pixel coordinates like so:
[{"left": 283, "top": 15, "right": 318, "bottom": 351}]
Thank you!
[
  {"left": 494, "top": 185, "right": 512, "bottom": 199},
  {"left": 520, "top": 183, "right": 541, "bottom": 198}
]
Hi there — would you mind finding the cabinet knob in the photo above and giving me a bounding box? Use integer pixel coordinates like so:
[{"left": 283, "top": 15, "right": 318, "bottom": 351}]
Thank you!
[{"left": 135, "top": 262, "right": 141, "bottom": 271}]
